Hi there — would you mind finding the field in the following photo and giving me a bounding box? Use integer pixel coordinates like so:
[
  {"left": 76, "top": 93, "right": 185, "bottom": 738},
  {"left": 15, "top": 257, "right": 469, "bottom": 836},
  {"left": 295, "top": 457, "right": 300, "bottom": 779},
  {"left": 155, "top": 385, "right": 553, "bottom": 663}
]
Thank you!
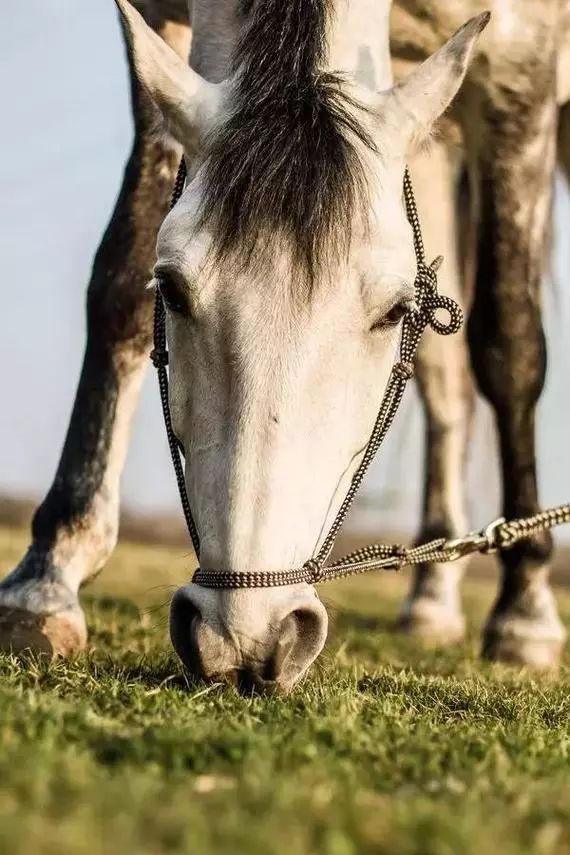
[{"left": 0, "top": 524, "right": 569, "bottom": 855}]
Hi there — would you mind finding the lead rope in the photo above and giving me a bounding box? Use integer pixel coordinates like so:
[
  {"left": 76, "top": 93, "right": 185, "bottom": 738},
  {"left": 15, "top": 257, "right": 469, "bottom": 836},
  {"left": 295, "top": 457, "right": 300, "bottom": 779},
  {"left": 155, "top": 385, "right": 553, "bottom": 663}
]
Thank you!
[{"left": 153, "top": 158, "right": 570, "bottom": 589}]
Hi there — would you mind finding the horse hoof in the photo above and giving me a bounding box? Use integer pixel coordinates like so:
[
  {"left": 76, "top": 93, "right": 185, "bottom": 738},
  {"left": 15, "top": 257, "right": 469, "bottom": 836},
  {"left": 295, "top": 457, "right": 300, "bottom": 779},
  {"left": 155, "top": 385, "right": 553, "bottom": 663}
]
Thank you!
[
  {"left": 397, "top": 598, "right": 465, "bottom": 645},
  {"left": 482, "top": 582, "right": 567, "bottom": 671},
  {"left": 482, "top": 624, "right": 564, "bottom": 671},
  {"left": 0, "top": 605, "right": 86, "bottom": 660}
]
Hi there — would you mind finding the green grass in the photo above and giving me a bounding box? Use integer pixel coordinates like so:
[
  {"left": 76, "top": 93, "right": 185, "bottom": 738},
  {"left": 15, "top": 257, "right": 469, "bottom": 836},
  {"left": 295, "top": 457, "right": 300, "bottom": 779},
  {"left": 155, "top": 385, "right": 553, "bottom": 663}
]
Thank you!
[{"left": 0, "top": 525, "right": 569, "bottom": 855}]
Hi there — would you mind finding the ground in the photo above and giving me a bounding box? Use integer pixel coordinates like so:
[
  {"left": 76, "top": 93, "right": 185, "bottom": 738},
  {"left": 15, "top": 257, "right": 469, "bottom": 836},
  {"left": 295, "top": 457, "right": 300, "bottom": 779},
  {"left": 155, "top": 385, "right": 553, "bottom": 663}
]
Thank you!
[{"left": 0, "top": 524, "right": 569, "bottom": 855}]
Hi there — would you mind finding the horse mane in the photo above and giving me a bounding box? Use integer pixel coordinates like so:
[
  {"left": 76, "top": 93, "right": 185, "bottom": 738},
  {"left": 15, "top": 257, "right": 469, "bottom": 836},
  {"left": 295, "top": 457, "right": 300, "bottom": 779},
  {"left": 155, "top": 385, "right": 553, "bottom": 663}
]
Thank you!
[{"left": 198, "top": 0, "right": 376, "bottom": 288}]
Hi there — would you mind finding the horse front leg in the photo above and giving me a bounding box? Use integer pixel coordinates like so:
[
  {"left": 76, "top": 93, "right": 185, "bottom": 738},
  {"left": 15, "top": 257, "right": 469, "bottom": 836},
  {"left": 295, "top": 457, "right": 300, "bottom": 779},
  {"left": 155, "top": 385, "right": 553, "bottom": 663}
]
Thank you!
[
  {"left": 398, "top": 139, "right": 474, "bottom": 643},
  {"left": 467, "top": 84, "right": 566, "bottom": 669},
  {"left": 0, "top": 12, "right": 191, "bottom": 658}
]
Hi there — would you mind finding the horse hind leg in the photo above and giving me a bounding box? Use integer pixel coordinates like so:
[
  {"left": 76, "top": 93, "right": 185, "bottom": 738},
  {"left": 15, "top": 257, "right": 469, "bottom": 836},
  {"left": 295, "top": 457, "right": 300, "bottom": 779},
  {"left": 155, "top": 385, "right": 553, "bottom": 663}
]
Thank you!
[
  {"left": 398, "top": 139, "right": 474, "bottom": 644},
  {"left": 0, "top": 6, "right": 191, "bottom": 658},
  {"left": 468, "top": 82, "right": 566, "bottom": 669}
]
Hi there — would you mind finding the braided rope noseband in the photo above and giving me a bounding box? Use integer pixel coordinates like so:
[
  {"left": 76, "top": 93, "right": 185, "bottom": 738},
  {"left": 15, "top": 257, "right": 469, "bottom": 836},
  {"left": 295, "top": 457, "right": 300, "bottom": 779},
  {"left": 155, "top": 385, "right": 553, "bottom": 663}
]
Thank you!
[{"left": 152, "top": 158, "right": 570, "bottom": 589}]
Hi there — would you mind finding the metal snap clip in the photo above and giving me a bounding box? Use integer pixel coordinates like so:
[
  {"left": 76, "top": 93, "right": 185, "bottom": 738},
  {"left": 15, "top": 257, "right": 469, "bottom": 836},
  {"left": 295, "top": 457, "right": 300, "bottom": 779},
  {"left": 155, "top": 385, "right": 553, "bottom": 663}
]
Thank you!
[{"left": 480, "top": 517, "right": 506, "bottom": 554}]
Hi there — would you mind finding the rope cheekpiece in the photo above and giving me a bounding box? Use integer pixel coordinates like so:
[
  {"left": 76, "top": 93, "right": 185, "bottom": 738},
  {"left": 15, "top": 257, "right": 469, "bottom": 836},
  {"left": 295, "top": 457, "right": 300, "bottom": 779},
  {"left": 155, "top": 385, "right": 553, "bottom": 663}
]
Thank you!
[{"left": 153, "top": 158, "right": 570, "bottom": 589}]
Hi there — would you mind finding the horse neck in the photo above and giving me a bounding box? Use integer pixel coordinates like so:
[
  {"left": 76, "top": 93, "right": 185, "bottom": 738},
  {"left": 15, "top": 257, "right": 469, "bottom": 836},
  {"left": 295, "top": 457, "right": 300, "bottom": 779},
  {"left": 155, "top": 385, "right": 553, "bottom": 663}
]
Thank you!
[{"left": 189, "top": 0, "right": 393, "bottom": 90}]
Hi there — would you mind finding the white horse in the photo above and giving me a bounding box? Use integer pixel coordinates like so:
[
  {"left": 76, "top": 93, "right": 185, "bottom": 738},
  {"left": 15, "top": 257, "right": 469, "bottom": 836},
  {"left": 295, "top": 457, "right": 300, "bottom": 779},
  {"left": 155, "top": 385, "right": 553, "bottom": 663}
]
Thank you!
[{"left": 0, "top": 0, "right": 567, "bottom": 693}]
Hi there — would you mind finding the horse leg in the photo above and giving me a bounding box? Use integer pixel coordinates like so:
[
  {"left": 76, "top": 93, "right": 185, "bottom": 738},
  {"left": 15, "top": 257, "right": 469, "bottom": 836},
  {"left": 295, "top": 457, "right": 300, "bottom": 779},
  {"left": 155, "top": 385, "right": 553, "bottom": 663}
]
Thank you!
[
  {"left": 0, "top": 9, "right": 191, "bottom": 657},
  {"left": 468, "top": 86, "right": 566, "bottom": 669},
  {"left": 398, "top": 140, "right": 474, "bottom": 643}
]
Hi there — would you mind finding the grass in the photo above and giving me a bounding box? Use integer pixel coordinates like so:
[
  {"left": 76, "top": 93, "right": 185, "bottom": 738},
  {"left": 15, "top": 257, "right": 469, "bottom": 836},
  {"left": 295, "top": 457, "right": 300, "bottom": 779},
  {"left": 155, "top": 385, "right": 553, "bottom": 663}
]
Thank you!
[{"left": 0, "top": 524, "right": 569, "bottom": 855}]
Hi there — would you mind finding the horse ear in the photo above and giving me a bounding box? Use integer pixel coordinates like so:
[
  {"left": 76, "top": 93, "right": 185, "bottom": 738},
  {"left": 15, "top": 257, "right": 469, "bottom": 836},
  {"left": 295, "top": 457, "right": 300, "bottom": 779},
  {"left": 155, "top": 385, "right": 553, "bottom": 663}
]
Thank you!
[
  {"left": 115, "top": 0, "right": 223, "bottom": 153},
  {"left": 385, "top": 12, "right": 490, "bottom": 151}
]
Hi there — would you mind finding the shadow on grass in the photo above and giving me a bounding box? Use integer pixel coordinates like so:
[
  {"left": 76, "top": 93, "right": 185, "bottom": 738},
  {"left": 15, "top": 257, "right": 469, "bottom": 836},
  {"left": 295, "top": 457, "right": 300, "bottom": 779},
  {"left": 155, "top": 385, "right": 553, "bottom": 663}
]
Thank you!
[{"left": 94, "top": 659, "right": 191, "bottom": 692}]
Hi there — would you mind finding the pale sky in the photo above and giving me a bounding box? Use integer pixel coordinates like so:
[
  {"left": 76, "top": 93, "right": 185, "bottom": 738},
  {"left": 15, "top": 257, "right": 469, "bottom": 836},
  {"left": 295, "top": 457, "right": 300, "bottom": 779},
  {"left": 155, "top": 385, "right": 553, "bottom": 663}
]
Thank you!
[{"left": 0, "top": 2, "right": 568, "bottom": 539}]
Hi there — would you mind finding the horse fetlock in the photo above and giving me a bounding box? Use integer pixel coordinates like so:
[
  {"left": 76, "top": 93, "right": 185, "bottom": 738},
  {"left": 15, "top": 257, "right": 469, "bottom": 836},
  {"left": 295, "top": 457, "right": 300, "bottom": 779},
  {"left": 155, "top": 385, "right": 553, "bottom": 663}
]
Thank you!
[
  {"left": 398, "top": 560, "right": 466, "bottom": 644},
  {"left": 482, "top": 575, "right": 566, "bottom": 670},
  {"left": 54, "top": 507, "right": 119, "bottom": 590}
]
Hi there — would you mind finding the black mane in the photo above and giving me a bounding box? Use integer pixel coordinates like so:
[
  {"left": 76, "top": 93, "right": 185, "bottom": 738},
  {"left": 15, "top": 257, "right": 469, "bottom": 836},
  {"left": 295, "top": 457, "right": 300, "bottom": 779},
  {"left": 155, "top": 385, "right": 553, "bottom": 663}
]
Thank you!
[{"left": 198, "top": 0, "right": 376, "bottom": 287}]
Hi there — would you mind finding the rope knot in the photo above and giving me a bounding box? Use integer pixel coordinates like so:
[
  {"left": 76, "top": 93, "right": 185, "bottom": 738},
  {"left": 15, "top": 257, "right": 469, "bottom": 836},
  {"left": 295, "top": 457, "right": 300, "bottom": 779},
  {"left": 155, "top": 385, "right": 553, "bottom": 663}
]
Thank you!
[
  {"left": 150, "top": 347, "right": 169, "bottom": 369},
  {"left": 390, "top": 544, "right": 408, "bottom": 570},
  {"left": 392, "top": 361, "right": 414, "bottom": 380},
  {"left": 303, "top": 559, "right": 326, "bottom": 584}
]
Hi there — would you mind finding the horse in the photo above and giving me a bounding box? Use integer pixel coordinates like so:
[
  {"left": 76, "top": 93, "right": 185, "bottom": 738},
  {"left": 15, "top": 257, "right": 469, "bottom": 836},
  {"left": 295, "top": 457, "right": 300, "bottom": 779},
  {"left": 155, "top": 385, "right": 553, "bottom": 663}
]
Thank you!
[{"left": 0, "top": 0, "right": 567, "bottom": 693}]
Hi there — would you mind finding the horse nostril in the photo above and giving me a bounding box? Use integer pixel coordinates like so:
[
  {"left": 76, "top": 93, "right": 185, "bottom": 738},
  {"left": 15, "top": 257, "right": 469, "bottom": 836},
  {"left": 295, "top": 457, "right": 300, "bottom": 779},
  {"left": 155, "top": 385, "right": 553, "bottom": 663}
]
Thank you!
[
  {"left": 169, "top": 587, "right": 203, "bottom": 677},
  {"left": 267, "top": 605, "right": 328, "bottom": 689},
  {"left": 291, "top": 607, "right": 328, "bottom": 648}
]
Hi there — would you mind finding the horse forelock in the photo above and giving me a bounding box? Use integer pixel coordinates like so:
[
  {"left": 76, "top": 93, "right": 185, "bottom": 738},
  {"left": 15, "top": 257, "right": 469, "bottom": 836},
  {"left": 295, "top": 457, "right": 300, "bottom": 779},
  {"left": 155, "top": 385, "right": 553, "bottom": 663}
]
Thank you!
[{"left": 197, "top": 0, "right": 377, "bottom": 291}]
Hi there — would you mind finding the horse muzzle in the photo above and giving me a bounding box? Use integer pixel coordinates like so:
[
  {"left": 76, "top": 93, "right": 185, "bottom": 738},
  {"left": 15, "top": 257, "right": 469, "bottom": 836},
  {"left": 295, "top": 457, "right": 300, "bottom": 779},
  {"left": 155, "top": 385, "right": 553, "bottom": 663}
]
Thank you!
[{"left": 169, "top": 582, "right": 328, "bottom": 694}]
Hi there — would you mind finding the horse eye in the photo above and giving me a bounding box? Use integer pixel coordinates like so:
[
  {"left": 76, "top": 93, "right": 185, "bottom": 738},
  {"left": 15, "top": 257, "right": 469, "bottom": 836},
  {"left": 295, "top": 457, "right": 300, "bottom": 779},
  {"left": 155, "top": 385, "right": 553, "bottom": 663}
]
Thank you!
[
  {"left": 369, "top": 300, "right": 411, "bottom": 333},
  {"left": 158, "top": 275, "right": 190, "bottom": 317}
]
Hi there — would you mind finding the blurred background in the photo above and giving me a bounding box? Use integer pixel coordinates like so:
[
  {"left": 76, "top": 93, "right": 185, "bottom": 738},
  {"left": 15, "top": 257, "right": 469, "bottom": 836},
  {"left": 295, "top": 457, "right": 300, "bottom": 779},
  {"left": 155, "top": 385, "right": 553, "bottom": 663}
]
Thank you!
[{"left": 0, "top": 1, "right": 568, "bottom": 543}]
